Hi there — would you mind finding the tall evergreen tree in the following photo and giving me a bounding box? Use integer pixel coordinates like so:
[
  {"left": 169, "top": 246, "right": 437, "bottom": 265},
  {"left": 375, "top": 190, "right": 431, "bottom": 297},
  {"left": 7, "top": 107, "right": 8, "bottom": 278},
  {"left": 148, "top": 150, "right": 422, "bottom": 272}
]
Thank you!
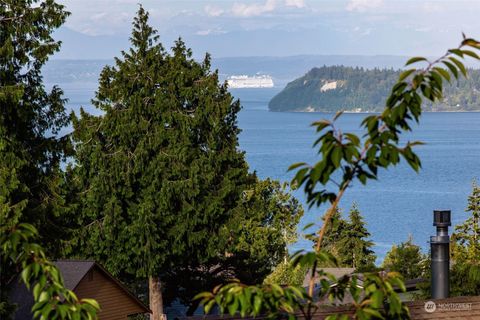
[
  {"left": 0, "top": 0, "right": 70, "bottom": 249},
  {"left": 449, "top": 180, "right": 480, "bottom": 296},
  {"left": 320, "top": 204, "right": 375, "bottom": 269},
  {"left": 341, "top": 204, "right": 376, "bottom": 270},
  {"left": 452, "top": 180, "right": 480, "bottom": 261},
  {"left": 320, "top": 208, "right": 349, "bottom": 263},
  {"left": 1, "top": 0, "right": 72, "bottom": 315},
  {"left": 68, "top": 7, "right": 250, "bottom": 319}
]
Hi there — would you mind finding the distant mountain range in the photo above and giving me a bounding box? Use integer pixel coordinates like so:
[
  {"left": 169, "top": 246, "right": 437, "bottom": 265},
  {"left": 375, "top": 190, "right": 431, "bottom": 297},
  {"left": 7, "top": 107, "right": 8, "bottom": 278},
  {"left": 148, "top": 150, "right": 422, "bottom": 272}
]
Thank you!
[
  {"left": 44, "top": 55, "right": 413, "bottom": 87},
  {"left": 268, "top": 66, "right": 480, "bottom": 112}
]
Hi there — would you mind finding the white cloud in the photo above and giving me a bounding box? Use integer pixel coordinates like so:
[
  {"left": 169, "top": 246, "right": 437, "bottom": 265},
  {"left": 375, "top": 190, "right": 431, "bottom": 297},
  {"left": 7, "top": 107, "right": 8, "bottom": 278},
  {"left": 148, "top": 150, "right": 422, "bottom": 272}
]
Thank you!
[
  {"left": 77, "top": 11, "right": 131, "bottom": 36},
  {"left": 195, "top": 27, "right": 227, "bottom": 36},
  {"left": 285, "top": 0, "right": 305, "bottom": 8},
  {"left": 204, "top": 5, "right": 224, "bottom": 17},
  {"left": 346, "top": 0, "right": 383, "bottom": 12},
  {"left": 91, "top": 12, "right": 107, "bottom": 22},
  {"left": 231, "top": 0, "right": 277, "bottom": 17}
]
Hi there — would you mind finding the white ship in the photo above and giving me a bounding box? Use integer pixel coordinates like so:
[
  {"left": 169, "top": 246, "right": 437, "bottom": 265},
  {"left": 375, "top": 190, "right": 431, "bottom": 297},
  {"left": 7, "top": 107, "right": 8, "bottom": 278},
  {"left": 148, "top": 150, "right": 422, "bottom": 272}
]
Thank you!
[{"left": 227, "top": 74, "right": 274, "bottom": 88}]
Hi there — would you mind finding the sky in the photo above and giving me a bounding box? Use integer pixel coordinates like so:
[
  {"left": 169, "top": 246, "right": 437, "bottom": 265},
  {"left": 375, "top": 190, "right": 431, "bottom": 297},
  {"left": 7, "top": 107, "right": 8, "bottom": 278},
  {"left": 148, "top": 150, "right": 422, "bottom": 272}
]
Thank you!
[{"left": 54, "top": 0, "right": 480, "bottom": 59}]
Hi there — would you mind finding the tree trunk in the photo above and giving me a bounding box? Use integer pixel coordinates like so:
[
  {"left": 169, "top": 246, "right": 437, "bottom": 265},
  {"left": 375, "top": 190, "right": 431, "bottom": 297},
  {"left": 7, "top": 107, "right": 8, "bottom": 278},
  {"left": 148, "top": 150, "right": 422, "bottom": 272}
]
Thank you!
[{"left": 149, "top": 276, "right": 166, "bottom": 320}]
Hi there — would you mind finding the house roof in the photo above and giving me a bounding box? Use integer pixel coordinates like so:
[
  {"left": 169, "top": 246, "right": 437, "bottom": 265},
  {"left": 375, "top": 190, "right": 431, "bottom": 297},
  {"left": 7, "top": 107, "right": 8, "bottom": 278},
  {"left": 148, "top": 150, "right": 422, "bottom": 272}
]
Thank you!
[
  {"left": 184, "top": 295, "right": 480, "bottom": 319},
  {"left": 54, "top": 260, "right": 150, "bottom": 313},
  {"left": 8, "top": 260, "right": 150, "bottom": 319},
  {"left": 54, "top": 260, "right": 96, "bottom": 291},
  {"left": 302, "top": 268, "right": 355, "bottom": 287}
]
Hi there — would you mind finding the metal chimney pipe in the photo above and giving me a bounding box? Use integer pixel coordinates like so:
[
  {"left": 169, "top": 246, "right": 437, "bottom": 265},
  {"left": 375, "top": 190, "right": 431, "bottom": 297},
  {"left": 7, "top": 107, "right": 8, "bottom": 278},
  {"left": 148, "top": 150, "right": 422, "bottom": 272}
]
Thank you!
[{"left": 430, "top": 210, "right": 451, "bottom": 299}]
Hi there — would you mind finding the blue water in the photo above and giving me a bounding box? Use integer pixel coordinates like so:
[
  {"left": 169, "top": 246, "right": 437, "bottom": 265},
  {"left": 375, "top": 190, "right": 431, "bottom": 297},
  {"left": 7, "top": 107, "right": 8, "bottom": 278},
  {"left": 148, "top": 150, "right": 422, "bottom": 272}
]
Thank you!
[{"left": 56, "top": 83, "right": 480, "bottom": 261}]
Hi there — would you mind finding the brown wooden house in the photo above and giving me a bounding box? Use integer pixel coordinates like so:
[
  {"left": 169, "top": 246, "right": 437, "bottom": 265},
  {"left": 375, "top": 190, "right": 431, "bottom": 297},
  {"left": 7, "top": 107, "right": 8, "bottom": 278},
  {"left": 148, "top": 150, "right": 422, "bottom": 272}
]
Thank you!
[{"left": 9, "top": 260, "right": 150, "bottom": 320}]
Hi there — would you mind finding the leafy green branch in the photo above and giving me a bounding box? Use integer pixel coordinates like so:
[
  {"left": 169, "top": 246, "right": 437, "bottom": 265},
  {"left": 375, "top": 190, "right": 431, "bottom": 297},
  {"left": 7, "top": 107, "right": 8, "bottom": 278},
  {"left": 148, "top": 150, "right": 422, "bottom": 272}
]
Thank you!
[
  {"left": 1, "top": 224, "right": 99, "bottom": 319},
  {"left": 195, "top": 37, "right": 480, "bottom": 320}
]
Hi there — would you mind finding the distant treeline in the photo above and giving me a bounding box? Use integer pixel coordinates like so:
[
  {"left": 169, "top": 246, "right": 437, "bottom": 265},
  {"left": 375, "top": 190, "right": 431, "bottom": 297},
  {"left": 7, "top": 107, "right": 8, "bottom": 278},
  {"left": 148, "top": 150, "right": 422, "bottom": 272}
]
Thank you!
[{"left": 268, "top": 65, "right": 480, "bottom": 112}]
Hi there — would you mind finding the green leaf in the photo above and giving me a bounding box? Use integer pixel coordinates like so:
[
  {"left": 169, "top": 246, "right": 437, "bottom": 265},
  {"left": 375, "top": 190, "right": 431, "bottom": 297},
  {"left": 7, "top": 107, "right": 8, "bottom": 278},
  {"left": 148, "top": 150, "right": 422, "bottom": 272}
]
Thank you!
[
  {"left": 361, "top": 307, "right": 384, "bottom": 319},
  {"left": 448, "top": 56, "right": 467, "bottom": 77},
  {"left": 194, "top": 292, "right": 213, "bottom": 301},
  {"left": 433, "top": 67, "right": 451, "bottom": 82},
  {"left": 331, "top": 147, "right": 342, "bottom": 168},
  {"left": 38, "top": 291, "right": 50, "bottom": 303},
  {"left": 228, "top": 296, "right": 239, "bottom": 315},
  {"left": 462, "top": 38, "right": 480, "bottom": 48},
  {"left": 333, "top": 110, "right": 344, "bottom": 121},
  {"left": 253, "top": 295, "right": 262, "bottom": 315},
  {"left": 370, "top": 290, "right": 384, "bottom": 308},
  {"left": 21, "top": 266, "right": 31, "bottom": 289},
  {"left": 391, "top": 81, "right": 408, "bottom": 94},
  {"left": 292, "top": 167, "right": 309, "bottom": 187},
  {"left": 448, "top": 48, "right": 464, "bottom": 57},
  {"left": 288, "top": 162, "right": 306, "bottom": 171},
  {"left": 398, "top": 69, "right": 415, "bottom": 81},
  {"left": 33, "top": 283, "right": 42, "bottom": 301},
  {"left": 312, "top": 119, "right": 331, "bottom": 132},
  {"left": 405, "top": 56, "right": 428, "bottom": 66},
  {"left": 204, "top": 300, "right": 216, "bottom": 314},
  {"left": 344, "top": 133, "right": 360, "bottom": 145},
  {"left": 56, "top": 305, "right": 68, "bottom": 318},
  {"left": 81, "top": 298, "right": 100, "bottom": 310},
  {"left": 442, "top": 60, "right": 459, "bottom": 78},
  {"left": 461, "top": 49, "right": 480, "bottom": 59},
  {"left": 41, "top": 303, "right": 53, "bottom": 319},
  {"left": 302, "top": 222, "right": 315, "bottom": 231}
]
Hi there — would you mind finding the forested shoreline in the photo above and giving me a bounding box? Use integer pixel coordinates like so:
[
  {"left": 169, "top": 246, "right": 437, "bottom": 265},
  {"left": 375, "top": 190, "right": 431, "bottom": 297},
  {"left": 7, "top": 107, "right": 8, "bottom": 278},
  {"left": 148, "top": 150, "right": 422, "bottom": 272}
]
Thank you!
[{"left": 269, "top": 65, "right": 480, "bottom": 112}]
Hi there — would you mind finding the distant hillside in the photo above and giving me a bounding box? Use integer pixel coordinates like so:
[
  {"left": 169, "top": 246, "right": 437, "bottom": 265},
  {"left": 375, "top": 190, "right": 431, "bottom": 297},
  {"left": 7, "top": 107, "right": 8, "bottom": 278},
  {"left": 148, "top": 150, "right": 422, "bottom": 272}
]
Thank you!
[
  {"left": 268, "top": 66, "right": 480, "bottom": 112},
  {"left": 45, "top": 55, "right": 412, "bottom": 87}
]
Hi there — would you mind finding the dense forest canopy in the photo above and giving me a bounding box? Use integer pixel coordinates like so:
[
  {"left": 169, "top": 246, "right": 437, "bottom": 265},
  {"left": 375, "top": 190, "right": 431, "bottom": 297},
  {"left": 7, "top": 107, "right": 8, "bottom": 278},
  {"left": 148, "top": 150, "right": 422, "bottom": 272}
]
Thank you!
[{"left": 269, "top": 65, "right": 480, "bottom": 112}]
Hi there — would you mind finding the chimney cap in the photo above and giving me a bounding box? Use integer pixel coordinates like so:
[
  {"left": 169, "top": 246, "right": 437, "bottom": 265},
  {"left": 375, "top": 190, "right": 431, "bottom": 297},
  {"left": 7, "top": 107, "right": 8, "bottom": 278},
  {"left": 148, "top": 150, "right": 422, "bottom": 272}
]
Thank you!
[{"left": 433, "top": 210, "right": 451, "bottom": 227}]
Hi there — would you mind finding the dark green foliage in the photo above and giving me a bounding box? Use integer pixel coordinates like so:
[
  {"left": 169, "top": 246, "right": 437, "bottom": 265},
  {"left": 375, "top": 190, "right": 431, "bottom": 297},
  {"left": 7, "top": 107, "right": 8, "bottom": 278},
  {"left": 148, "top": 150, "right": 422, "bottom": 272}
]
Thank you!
[
  {"left": 319, "top": 208, "right": 350, "bottom": 264},
  {"left": 0, "top": 0, "right": 71, "bottom": 253},
  {"left": 67, "top": 7, "right": 303, "bottom": 314},
  {"left": 160, "top": 177, "right": 304, "bottom": 313},
  {"left": 320, "top": 204, "right": 376, "bottom": 270},
  {"left": 1, "top": 1, "right": 75, "bottom": 317},
  {"left": 224, "top": 177, "right": 304, "bottom": 284},
  {"left": 70, "top": 6, "right": 248, "bottom": 277},
  {"left": 450, "top": 180, "right": 480, "bottom": 296},
  {"left": 452, "top": 180, "right": 480, "bottom": 261},
  {"left": 449, "top": 263, "right": 480, "bottom": 296},
  {"left": 342, "top": 204, "right": 376, "bottom": 270},
  {"left": 1, "top": 224, "right": 99, "bottom": 319},
  {"left": 269, "top": 65, "right": 480, "bottom": 112},
  {"left": 382, "top": 237, "right": 426, "bottom": 280}
]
